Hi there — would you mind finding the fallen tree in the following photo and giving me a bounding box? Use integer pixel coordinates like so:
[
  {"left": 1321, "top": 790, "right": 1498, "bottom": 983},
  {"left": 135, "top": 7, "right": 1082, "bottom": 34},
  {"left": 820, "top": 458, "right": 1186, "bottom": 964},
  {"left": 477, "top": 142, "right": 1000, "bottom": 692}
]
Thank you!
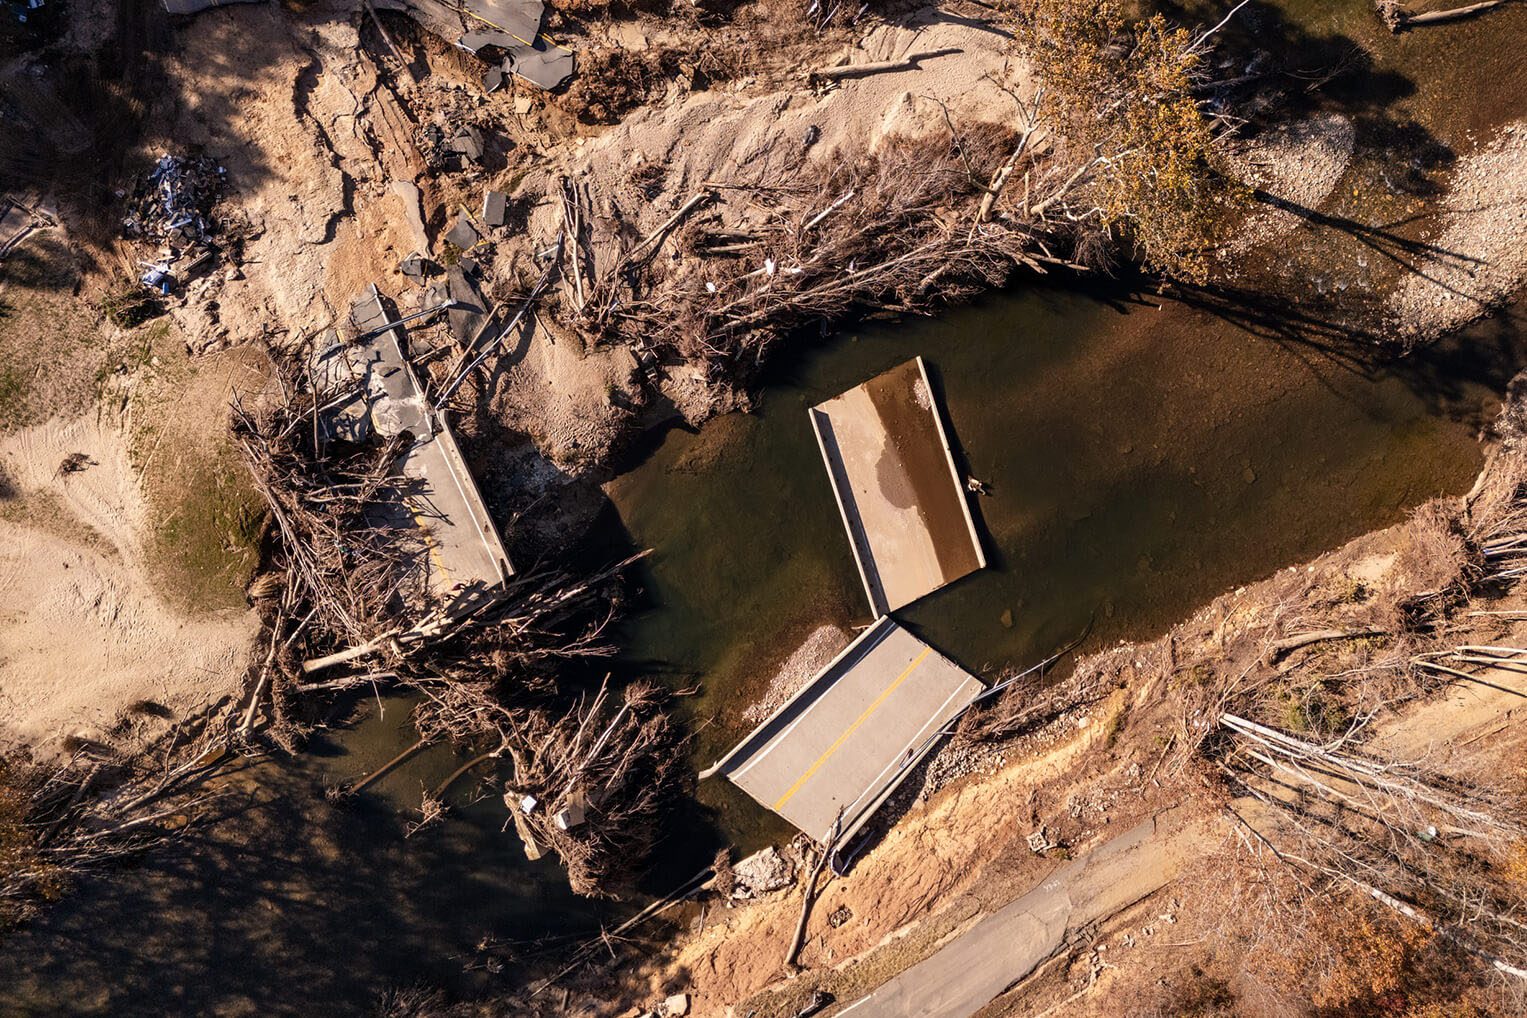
[
  {"left": 1, "top": 731, "right": 226, "bottom": 931},
  {"left": 1375, "top": 0, "right": 1520, "bottom": 32},
  {"left": 229, "top": 353, "right": 688, "bottom": 898},
  {"left": 551, "top": 0, "right": 1244, "bottom": 386}
]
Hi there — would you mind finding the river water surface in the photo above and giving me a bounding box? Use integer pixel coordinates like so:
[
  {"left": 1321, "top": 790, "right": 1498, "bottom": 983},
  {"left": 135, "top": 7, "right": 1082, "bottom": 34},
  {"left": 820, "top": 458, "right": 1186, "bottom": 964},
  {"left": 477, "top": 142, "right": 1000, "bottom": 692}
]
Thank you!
[{"left": 607, "top": 279, "right": 1519, "bottom": 848}]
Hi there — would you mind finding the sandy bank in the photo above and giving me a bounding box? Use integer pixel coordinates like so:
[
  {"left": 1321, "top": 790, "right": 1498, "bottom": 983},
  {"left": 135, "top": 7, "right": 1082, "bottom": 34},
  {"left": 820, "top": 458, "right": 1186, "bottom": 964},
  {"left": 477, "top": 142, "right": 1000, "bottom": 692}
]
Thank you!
[
  {"left": 1390, "top": 119, "right": 1527, "bottom": 340},
  {"left": 0, "top": 416, "right": 257, "bottom": 755}
]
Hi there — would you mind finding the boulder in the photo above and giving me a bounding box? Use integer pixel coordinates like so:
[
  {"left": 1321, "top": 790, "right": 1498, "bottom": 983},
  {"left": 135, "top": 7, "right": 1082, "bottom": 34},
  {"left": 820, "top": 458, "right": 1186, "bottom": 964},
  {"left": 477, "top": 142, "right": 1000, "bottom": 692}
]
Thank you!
[{"left": 731, "top": 846, "right": 794, "bottom": 898}]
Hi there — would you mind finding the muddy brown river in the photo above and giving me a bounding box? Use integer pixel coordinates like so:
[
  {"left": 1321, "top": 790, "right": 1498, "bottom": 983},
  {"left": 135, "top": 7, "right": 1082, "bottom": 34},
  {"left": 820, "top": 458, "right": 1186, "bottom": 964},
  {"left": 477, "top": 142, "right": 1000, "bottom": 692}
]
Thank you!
[{"left": 608, "top": 278, "right": 1521, "bottom": 850}]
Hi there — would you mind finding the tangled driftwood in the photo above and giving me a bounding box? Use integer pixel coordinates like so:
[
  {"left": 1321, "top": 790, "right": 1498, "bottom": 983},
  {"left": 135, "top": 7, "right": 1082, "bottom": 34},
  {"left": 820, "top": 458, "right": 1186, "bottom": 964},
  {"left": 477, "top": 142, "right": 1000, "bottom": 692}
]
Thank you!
[
  {"left": 230, "top": 355, "right": 686, "bottom": 897},
  {"left": 562, "top": 108, "right": 1103, "bottom": 380}
]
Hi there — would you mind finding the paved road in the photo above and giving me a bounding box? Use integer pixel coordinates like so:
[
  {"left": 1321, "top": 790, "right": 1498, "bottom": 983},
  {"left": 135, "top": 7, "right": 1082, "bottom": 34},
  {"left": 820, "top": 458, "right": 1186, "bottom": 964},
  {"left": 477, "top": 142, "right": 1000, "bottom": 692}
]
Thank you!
[
  {"left": 348, "top": 287, "right": 512, "bottom": 605},
  {"left": 707, "top": 618, "right": 984, "bottom": 844},
  {"left": 838, "top": 813, "right": 1193, "bottom": 1018},
  {"left": 810, "top": 356, "right": 984, "bottom": 616}
]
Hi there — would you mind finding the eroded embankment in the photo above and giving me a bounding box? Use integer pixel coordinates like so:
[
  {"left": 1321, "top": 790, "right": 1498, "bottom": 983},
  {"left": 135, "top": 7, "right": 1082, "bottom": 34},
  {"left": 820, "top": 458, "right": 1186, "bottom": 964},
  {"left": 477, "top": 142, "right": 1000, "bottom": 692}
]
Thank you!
[{"left": 610, "top": 403, "right": 1527, "bottom": 1018}]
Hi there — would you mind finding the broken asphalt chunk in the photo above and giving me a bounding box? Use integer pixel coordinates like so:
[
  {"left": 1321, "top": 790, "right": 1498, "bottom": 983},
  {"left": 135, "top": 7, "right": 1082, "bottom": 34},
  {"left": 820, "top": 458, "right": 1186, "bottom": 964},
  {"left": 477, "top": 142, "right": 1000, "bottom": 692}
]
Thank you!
[
  {"left": 483, "top": 65, "right": 505, "bottom": 92},
  {"left": 399, "top": 251, "right": 438, "bottom": 284},
  {"left": 445, "top": 265, "right": 487, "bottom": 346},
  {"left": 506, "top": 41, "right": 574, "bottom": 91},
  {"left": 457, "top": 29, "right": 521, "bottom": 56},
  {"left": 447, "top": 125, "right": 485, "bottom": 163},
  {"left": 462, "top": 0, "right": 543, "bottom": 42},
  {"left": 444, "top": 216, "right": 481, "bottom": 251},
  {"left": 481, "top": 190, "right": 507, "bottom": 228}
]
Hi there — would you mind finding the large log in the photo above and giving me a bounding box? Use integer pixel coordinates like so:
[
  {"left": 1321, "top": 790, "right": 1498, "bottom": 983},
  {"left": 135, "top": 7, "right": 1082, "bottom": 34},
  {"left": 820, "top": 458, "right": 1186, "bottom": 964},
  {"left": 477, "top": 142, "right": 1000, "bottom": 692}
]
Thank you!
[{"left": 808, "top": 47, "right": 962, "bottom": 81}]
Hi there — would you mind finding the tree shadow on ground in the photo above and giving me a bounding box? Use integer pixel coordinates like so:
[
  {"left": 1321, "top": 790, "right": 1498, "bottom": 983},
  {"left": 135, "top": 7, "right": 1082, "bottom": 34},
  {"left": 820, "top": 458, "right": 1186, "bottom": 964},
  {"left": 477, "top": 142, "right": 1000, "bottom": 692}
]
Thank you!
[
  {"left": 0, "top": 744, "right": 623, "bottom": 1017},
  {"left": 1165, "top": 270, "right": 1526, "bottom": 428}
]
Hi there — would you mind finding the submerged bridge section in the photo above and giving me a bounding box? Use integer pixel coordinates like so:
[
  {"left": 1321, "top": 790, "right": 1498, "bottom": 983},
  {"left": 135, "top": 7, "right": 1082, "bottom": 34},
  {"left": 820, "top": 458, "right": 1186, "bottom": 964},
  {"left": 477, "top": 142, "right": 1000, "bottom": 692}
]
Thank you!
[
  {"left": 710, "top": 356, "right": 992, "bottom": 853},
  {"left": 810, "top": 356, "right": 985, "bottom": 617},
  {"left": 702, "top": 618, "right": 985, "bottom": 850}
]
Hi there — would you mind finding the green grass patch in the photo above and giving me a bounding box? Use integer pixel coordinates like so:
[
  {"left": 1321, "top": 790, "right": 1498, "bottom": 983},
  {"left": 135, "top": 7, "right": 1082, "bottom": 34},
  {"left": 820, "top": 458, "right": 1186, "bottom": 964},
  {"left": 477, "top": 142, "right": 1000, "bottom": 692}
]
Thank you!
[
  {"left": 0, "top": 365, "right": 25, "bottom": 421},
  {"left": 148, "top": 437, "right": 264, "bottom": 612}
]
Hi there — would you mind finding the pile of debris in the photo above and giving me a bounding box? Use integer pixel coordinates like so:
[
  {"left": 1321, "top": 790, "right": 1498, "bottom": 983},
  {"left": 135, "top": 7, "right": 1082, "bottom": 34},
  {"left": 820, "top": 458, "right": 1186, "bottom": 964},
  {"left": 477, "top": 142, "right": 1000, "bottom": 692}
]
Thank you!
[
  {"left": 121, "top": 153, "right": 227, "bottom": 295},
  {"left": 375, "top": 0, "right": 575, "bottom": 91},
  {"left": 0, "top": 194, "right": 55, "bottom": 261},
  {"left": 419, "top": 120, "right": 491, "bottom": 172}
]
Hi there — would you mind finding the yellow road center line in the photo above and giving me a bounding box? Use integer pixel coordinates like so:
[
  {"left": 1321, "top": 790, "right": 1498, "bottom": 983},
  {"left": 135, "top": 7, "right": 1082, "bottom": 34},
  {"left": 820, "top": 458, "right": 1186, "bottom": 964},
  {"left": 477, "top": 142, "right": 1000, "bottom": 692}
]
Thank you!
[
  {"left": 408, "top": 503, "right": 453, "bottom": 587},
  {"left": 460, "top": 9, "right": 540, "bottom": 49},
  {"left": 459, "top": 7, "right": 573, "bottom": 51},
  {"left": 773, "top": 646, "right": 931, "bottom": 812}
]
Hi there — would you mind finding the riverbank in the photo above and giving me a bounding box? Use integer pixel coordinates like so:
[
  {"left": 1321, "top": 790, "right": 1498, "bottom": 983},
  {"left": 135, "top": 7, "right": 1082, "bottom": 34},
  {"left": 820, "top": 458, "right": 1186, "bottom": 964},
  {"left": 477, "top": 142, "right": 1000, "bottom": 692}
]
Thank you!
[{"left": 607, "top": 376, "right": 1527, "bottom": 1018}]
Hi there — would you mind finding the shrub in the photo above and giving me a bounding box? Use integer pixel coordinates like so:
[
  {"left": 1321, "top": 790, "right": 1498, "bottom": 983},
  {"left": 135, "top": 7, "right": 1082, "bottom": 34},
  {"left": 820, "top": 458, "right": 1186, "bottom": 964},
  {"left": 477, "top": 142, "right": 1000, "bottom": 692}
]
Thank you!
[{"left": 1010, "top": 0, "right": 1245, "bottom": 281}]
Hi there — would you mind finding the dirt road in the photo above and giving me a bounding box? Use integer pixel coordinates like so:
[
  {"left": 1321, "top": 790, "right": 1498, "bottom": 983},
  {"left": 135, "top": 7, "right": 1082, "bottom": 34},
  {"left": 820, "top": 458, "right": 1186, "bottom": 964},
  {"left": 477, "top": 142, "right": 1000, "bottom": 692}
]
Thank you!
[{"left": 836, "top": 811, "right": 1198, "bottom": 1018}]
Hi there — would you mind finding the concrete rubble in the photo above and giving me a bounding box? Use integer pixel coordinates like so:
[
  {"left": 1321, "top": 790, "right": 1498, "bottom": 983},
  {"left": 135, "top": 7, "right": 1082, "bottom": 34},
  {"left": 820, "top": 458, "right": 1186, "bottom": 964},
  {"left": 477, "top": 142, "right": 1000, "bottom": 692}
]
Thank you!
[
  {"left": 398, "top": 251, "right": 436, "bottom": 285},
  {"left": 389, "top": 180, "right": 432, "bottom": 253},
  {"left": 421, "top": 120, "right": 494, "bottom": 171},
  {"left": 705, "top": 618, "right": 985, "bottom": 852},
  {"left": 447, "top": 124, "right": 485, "bottom": 163},
  {"left": 503, "top": 42, "right": 574, "bottom": 90},
  {"left": 375, "top": 0, "right": 575, "bottom": 91},
  {"left": 730, "top": 846, "right": 795, "bottom": 898},
  {"left": 311, "top": 284, "right": 513, "bottom": 614},
  {"left": 481, "top": 189, "right": 507, "bottom": 228},
  {"left": 444, "top": 214, "right": 482, "bottom": 251},
  {"left": 429, "top": 264, "right": 487, "bottom": 346}
]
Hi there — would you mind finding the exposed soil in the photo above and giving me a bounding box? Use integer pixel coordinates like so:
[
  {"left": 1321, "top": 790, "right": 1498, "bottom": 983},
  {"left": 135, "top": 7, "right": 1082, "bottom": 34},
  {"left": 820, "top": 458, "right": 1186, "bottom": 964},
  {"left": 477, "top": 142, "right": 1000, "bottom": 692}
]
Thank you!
[{"left": 0, "top": 413, "right": 258, "bottom": 756}]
